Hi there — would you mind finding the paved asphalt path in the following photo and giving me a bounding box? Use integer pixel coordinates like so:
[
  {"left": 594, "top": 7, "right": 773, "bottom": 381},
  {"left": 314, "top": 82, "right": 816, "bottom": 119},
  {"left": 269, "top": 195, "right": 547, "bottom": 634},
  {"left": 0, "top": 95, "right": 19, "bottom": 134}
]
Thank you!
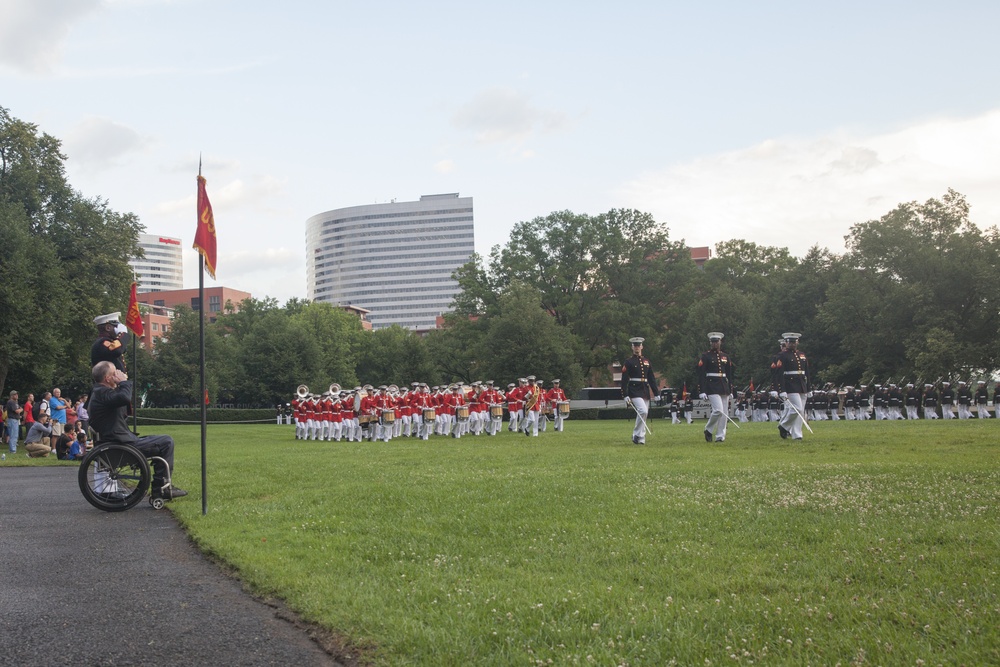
[{"left": 0, "top": 466, "right": 342, "bottom": 667}]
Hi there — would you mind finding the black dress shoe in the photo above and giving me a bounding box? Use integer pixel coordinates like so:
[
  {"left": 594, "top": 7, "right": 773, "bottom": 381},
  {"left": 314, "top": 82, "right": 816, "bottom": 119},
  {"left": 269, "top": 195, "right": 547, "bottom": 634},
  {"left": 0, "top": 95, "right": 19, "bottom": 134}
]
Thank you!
[
  {"left": 704, "top": 429, "right": 712, "bottom": 442},
  {"left": 632, "top": 436, "right": 639, "bottom": 445},
  {"left": 778, "top": 425, "right": 789, "bottom": 439},
  {"left": 153, "top": 486, "right": 188, "bottom": 500}
]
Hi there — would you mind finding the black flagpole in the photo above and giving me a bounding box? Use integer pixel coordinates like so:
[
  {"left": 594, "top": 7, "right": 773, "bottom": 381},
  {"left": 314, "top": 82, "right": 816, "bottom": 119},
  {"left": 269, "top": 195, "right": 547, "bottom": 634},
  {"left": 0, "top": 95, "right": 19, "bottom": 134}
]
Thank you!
[
  {"left": 131, "top": 331, "right": 138, "bottom": 434},
  {"left": 198, "top": 158, "right": 208, "bottom": 516}
]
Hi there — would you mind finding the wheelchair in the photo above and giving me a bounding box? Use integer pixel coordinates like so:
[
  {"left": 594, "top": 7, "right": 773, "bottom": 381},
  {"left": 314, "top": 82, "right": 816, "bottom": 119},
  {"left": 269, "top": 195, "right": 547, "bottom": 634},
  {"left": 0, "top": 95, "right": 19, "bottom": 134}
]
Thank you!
[{"left": 78, "top": 441, "right": 174, "bottom": 512}]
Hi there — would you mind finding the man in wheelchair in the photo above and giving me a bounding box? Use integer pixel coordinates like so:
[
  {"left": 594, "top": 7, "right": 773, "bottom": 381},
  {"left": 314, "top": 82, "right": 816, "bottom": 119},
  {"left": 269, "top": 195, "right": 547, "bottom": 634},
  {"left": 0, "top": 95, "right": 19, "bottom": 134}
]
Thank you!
[{"left": 88, "top": 361, "right": 188, "bottom": 501}]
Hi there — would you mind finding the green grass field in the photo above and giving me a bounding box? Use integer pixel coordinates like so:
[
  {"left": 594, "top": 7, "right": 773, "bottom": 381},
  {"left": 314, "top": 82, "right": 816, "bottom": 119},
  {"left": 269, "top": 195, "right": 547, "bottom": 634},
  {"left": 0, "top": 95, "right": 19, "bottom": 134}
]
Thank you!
[{"left": 13, "top": 418, "right": 1000, "bottom": 665}]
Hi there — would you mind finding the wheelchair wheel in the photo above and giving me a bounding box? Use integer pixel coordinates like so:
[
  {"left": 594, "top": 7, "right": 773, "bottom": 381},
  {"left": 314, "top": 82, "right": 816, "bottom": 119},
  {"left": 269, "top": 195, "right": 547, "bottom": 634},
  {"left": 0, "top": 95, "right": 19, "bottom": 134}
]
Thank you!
[{"left": 78, "top": 443, "right": 151, "bottom": 512}]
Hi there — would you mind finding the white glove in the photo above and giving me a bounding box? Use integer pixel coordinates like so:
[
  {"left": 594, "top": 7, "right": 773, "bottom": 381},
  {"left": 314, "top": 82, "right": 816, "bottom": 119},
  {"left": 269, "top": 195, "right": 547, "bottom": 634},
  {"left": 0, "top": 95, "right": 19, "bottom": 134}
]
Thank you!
[
  {"left": 698, "top": 393, "right": 708, "bottom": 400},
  {"left": 780, "top": 392, "right": 788, "bottom": 400},
  {"left": 624, "top": 397, "right": 632, "bottom": 407},
  {"left": 769, "top": 391, "right": 778, "bottom": 398},
  {"left": 807, "top": 391, "right": 814, "bottom": 398}
]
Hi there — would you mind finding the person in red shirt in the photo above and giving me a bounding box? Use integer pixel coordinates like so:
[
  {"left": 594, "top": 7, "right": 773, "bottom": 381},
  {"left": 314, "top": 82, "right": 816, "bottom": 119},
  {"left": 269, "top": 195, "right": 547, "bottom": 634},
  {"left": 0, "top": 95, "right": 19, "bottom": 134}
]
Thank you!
[{"left": 547, "top": 379, "right": 569, "bottom": 432}]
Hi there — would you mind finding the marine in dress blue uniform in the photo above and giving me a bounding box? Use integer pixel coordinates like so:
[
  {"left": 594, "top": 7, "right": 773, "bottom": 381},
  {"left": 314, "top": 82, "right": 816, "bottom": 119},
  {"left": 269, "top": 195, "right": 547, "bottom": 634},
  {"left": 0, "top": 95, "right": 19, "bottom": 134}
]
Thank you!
[
  {"left": 620, "top": 337, "right": 658, "bottom": 444},
  {"left": 696, "top": 332, "right": 734, "bottom": 443}
]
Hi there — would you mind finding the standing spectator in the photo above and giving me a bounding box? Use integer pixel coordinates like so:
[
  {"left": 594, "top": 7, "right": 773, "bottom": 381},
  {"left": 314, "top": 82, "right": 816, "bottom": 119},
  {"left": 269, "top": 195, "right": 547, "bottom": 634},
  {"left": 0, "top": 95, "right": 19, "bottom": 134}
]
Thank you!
[
  {"left": 22, "top": 392, "right": 35, "bottom": 441},
  {"left": 75, "top": 395, "right": 90, "bottom": 435},
  {"left": 5, "top": 391, "right": 22, "bottom": 453},
  {"left": 38, "top": 391, "right": 51, "bottom": 423},
  {"left": 49, "top": 388, "right": 71, "bottom": 453},
  {"left": 24, "top": 414, "right": 53, "bottom": 458}
]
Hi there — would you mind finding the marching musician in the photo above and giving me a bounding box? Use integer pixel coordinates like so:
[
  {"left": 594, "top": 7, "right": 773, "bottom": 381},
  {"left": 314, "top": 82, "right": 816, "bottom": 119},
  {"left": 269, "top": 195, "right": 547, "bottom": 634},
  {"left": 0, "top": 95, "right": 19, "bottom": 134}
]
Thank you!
[
  {"left": 546, "top": 379, "right": 568, "bottom": 432},
  {"left": 522, "top": 376, "right": 542, "bottom": 437}
]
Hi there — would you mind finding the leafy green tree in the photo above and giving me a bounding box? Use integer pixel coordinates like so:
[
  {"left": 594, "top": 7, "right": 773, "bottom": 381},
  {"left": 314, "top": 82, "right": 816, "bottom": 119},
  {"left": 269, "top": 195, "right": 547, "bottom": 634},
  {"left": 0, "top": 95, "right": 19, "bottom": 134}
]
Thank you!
[
  {"left": 820, "top": 190, "right": 1000, "bottom": 381},
  {"left": 0, "top": 106, "right": 140, "bottom": 397},
  {"left": 289, "top": 301, "right": 364, "bottom": 387},
  {"left": 0, "top": 201, "right": 65, "bottom": 395},
  {"left": 479, "top": 283, "right": 584, "bottom": 393}
]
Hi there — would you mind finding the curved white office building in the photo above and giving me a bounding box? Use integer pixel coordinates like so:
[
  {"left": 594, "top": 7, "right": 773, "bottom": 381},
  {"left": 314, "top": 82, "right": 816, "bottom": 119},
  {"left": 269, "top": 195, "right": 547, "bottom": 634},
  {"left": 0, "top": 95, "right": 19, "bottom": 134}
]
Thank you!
[
  {"left": 306, "top": 193, "right": 475, "bottom": 330},
  {"left": 130, "top": 233, "right": 184, "bottom": 293}
]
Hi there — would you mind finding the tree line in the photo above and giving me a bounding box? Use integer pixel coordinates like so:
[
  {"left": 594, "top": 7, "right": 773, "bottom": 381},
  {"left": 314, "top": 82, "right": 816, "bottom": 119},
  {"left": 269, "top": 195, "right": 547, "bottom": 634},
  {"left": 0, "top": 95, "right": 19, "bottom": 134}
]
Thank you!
[{"left": 3, "top": 106, "right": 998, "bottom": 406}]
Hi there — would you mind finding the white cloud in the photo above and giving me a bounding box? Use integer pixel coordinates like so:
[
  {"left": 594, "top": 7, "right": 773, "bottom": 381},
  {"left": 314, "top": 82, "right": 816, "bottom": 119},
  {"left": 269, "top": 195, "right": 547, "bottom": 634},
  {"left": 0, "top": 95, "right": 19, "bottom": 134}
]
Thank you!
[
  {"left": 452, "top": 86, "right": 569, "bottom": 145},
  {"left": 181, "top": 245, "right": 304, "bottom": 303},
  {"left": 63, "top": 116, "right": 148, "bottom": 167},
  {"left": 434, "top": 159, "right": 455, "bottom": 174},
  {"left": 154, "top": 174, "right": 287, "bottom": 216},
  {"left": 619, "top": 110, "right": 1000, "bottom": 255},
  {"left": 0, "top": 0, "right": 101, "bottom": 74}
]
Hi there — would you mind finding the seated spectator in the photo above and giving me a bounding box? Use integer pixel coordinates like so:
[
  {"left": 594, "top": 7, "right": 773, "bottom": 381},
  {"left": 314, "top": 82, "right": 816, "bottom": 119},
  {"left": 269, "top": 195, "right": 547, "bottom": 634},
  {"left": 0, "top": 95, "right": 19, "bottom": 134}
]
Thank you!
[
  {"left": 55, "top": 429, "right": 76, "bottom": 460},
  {"left": 24, "top": 415, "right": 54, "bottom": 458},
  {"left": 65, "top": 431, "right": 88, "bottom": 461}
]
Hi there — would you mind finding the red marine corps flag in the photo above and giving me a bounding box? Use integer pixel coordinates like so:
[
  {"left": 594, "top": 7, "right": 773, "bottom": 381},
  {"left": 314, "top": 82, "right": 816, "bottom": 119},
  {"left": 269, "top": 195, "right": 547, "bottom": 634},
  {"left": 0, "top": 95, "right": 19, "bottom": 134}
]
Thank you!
[
  {"left": 125, "top": 281, "right": 144, "bottom": 337},
  {"left": 193, "top": 173, "right": 217, "bottom": 279}
]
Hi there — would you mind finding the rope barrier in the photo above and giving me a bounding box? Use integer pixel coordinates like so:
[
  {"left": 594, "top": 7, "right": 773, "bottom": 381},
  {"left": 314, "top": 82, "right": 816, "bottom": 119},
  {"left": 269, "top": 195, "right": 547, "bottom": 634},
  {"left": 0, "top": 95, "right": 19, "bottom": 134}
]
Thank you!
[{"left": 133, "top": 417, "right": 279, "bottom": 424}]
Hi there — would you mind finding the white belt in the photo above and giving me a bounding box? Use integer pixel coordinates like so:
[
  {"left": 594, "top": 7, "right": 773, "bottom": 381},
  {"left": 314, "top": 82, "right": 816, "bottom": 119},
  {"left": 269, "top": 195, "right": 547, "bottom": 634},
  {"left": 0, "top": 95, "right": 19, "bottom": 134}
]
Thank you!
[
  {"left": 705, "top": 373, "right": 726, "bottom": 377},
  {"left": 784, "top": 371, "right": 806, "bottom": 375},
  {"left": 627, "top": 378, "right": 645, "bottom": 382}
]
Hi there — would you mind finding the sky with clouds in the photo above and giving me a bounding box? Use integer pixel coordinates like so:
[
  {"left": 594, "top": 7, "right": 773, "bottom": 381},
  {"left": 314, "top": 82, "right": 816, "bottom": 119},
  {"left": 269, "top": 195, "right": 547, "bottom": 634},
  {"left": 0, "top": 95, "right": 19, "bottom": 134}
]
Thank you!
[{"left": 2, "top": 0, "right": 998, "bottom": 303}]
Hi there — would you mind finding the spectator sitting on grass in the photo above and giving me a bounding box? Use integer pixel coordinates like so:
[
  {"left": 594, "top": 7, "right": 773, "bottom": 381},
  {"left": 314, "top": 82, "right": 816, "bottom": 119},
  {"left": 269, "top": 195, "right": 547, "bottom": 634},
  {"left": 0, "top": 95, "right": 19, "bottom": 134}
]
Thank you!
[
  {"left": 65, "top": 431, "right": 88, "bottom": 461},
  {"left": 24, "top": 415, "right": 53, "bottom": 458},
  {"left": 55, "top": 428, "right": 77, "bottom": 460}
]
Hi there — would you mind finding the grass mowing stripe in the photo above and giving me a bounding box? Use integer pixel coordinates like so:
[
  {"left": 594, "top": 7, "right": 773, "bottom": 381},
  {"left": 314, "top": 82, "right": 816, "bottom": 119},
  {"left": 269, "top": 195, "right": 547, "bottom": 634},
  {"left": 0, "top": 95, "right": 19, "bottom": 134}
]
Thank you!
[{"left": 142, "top": 419, "right": 1000, "bottom": 665}]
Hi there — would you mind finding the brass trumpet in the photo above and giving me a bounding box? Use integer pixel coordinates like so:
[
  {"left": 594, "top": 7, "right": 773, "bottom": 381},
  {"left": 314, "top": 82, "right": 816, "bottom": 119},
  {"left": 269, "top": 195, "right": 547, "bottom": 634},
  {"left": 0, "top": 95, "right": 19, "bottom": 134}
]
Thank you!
[{"left": 296, "top": 384, "right": 309, "bottom": 398}]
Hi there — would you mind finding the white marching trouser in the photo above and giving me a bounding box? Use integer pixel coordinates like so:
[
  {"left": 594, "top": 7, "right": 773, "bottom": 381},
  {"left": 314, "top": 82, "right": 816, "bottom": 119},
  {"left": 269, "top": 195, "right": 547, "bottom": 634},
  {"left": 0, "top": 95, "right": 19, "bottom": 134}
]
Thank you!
[
  {"left": 630, "top": 397, "right": 649, "bottom": 444},
  {"left": 779, "top": 393, "right": 807, "bottom": 439},
  {"left": 977, "top": 404, "right": 989, "bottom": 418},
  {"left": 523, "top": 409, "right": 539, "bottom": 436},
  {"left": 705, "top": 393, "right": 730, "bottom": 441}
]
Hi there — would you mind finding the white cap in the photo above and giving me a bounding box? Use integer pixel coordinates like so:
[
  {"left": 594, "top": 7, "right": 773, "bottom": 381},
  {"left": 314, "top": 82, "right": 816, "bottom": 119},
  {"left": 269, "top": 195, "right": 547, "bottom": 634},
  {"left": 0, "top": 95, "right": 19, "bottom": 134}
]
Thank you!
[
  {"left": 781, "top": 332, "right": 801, "bottom": 341},
  {"left": 708, "top": 332, "right": 724, "bottom": 341},
  {"left": 629, "top": 337, "right": 645, "bottom": 345},
  {"left": 94, "top": 312, "right": 121, "bottom": 326}
]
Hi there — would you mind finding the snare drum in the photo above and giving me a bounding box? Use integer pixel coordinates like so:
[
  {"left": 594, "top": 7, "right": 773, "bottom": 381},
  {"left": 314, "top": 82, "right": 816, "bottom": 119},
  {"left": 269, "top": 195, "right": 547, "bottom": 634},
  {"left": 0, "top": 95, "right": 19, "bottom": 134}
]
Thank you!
[
  {"left": 381, "top": 409, "right": 395, "bottom": 424},
  {"left": 456, "top": 405, "right": 470, "bottom": 422},
  {"left": 422, "top": 408, "right": 436, "bottom": 422},
  {"left": 359, "top": 414, "right": 374, "bottom": 425},
  {"left": 557, "top": 401, "right": 570, "bottom": 415},
  {"left": 490, "top": 404, "right": 504, "bottom": 419},
  {"left": 542, "top": 405, "right": 553, "bottom": 416}
]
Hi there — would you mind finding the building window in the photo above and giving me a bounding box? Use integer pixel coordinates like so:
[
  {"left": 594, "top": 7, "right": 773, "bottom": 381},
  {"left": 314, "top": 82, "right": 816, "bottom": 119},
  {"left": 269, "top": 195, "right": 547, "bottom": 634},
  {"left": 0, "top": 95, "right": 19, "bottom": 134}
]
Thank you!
[
  {"left": 154, "top": 299, "right": 165, "bottom": 307},
  {"left": 209, "top": 295, "right": 221, "bottom": 313},
  {"left": 152, "top": 323, "right": 159, "bottom": 332},
  {"left": 191, "top": 298, "right": 200, "bottom": 311}
]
